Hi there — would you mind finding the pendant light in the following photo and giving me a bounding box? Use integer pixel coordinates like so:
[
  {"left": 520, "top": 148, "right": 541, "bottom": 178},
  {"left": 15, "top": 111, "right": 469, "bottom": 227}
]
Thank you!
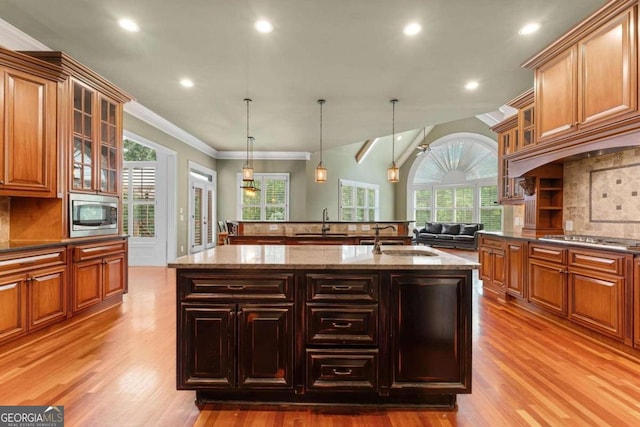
[
  {"left": 242, "top": 98, "right": 254, "bottom": 181},
  {"left": 315, "top": 99, "right": 327, "bottom": 183},
  {"left": 240, "top": 98, "right": 259, "bottom": 195},
  {"left": 387, "top": 99, "right": 400, "bottom": 183}
]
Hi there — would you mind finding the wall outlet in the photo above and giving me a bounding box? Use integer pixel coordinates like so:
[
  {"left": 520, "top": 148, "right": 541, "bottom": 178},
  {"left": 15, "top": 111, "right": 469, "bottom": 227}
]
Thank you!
[
  {"left": 180, "top": 245, "right": 184, "bottom": 253},
  {"left": 565, "top": 220, "right": 573, "bottom": 231},
  {"left": 361, "top": 225, "right": 370, "bottom": 231},
  {"left": 269, "top": 224, "right": 278, "bottom": 230},
  {"left": 348, "top": 224, "right": 357, "bottom": 231}
]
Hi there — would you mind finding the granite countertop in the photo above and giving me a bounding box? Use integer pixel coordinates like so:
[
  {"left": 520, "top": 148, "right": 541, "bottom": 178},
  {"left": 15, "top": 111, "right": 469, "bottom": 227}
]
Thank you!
[
  {"left": 0, "top": 235, "right": 130, "bottom": 254},
  {"left": 169, "top": 245, "right": 479, "bottom": 270}
]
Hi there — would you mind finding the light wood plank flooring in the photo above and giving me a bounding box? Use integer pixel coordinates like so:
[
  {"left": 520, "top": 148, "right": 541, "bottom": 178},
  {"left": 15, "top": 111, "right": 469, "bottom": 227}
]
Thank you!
[{"left": 2, "top": 253, "right": 640, "bottom": 426}]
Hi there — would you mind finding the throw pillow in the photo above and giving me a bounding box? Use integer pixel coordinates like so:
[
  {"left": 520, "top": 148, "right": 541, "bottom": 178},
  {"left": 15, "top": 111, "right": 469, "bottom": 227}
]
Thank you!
[
  {"left": 442, "top": 224, "right": 460, "bottom": 235},
  {"left": 460, "top": 224, "right": 479, "bottom": 236},
  {"left": 425, "top": 222, "right": 443, "bottom": 234}
]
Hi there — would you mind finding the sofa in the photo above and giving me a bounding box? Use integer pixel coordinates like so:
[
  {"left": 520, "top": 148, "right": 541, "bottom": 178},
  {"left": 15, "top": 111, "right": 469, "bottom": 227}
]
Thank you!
[{"left": 413, "top": 222, "right": 484, "bottom": 250}]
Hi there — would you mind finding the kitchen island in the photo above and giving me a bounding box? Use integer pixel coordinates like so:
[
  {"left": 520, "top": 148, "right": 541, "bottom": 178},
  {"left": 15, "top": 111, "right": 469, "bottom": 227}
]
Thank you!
[{"left": 170, "top": 245, "right": 478, "bottom": 409}]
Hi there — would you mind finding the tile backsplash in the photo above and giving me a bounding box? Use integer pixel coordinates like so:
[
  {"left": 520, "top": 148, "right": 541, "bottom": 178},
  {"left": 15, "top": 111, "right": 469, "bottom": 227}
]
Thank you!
[
  {"left": 0, "top": 197, "right": 9, "bottom": 241},
  {"left": 564, "top": 146, "right": 640, "bottom": 239}
]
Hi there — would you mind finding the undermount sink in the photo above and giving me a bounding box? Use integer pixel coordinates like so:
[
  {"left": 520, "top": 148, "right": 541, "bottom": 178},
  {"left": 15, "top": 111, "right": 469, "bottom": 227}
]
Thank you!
[
  {"left": 381, "top": 249, "right": 437, "bottom": 257},
  {"left": 294, "top": 233, "right": 348, "bottom": 237}
]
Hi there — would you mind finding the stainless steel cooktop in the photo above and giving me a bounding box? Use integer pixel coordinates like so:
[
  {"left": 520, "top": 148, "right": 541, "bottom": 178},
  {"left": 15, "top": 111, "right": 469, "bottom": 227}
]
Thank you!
[{"left": 538, "top": 235, "right": 640, "bottom": 250}]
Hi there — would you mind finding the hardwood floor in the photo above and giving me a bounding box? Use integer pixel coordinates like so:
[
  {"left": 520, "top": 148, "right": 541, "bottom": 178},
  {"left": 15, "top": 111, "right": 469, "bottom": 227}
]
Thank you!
[{"left": 2, "top": 254, "right": 640, "bottom": 426}]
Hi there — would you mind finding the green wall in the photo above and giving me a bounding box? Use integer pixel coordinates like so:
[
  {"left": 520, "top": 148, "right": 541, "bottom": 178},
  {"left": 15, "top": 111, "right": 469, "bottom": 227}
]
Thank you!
[
  {"left": 216, "top": 158, "right": 307, "bottom": 221},
  {"left": 123, "top": 113, "right": 217, "bottom": 257}
]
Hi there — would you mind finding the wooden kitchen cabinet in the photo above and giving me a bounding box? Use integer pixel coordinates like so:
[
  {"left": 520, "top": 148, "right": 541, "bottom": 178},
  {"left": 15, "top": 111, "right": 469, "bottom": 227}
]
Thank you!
[
  {"left": 568, "top": 249, "right": 631, "bottom": 343},
  {"left": 0, "top": 56, "right": 61, "bottom": 198},
  {"left": 0, "top": 247, "right": 67, "bottom": 344},
  {"left": 528, "top": 243, "right": 568, "bottom": 316},
  {"left": 0, "top": 274, "right": 27, "bottom": 343},
  {"left": 70, "top": 80, "right": 122, "bottom": 194},
  {"left": 479, "top": 234, "right": 506, "bottom": 299},
  {"left": 305, "top": 272, "right": 379, "bottom": 392},
  {"left": 635, "top": 257, "right": 640, "bottom": 348},
  {"left": 493, "top": 116, "right": 524, "bottom": 204},
  {"left": 71, "top": 238, "right": 127, "bottom": 313},
  {"left": 533, "top": 5, "right": 638, "bottom": 144},
  {"left": 178, "top": 271, "right": 295, "bottom": 391},
  {"left": 506, "top": 239, "right": 527, "bottom": 299},
  {"left": 390, "top": 272, "right": 471, "bottom": 392}
]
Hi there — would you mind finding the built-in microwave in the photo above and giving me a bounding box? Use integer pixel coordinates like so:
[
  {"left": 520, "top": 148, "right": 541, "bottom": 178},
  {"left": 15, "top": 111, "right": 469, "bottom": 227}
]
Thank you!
[{"left": 69, "top": 193, "right": 118, "bottom": 238}]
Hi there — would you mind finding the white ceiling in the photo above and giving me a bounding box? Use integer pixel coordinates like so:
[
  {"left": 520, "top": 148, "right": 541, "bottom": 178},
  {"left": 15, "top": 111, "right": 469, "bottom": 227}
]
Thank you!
[{"left": 0, "top": 0, "right": 605, "bottom": 154}]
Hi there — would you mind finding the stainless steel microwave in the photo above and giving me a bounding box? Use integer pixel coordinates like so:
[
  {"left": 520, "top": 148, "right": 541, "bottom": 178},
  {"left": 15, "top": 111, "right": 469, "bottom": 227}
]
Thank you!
[{"left": 69, "top": 194, "right": 118, "bottom": 238}]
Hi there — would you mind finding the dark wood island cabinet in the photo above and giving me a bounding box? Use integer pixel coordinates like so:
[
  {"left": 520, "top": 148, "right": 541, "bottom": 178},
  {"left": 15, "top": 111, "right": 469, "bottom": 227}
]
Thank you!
[{"left": 171, "top": 245, "right": 477, "bottom": 409}]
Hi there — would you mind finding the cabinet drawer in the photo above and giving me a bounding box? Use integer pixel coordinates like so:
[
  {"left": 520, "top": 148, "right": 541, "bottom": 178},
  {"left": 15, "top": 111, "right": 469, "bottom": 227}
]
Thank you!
[
  {"left": 306, "top": 273, "right": 378, "bottom": 301},
  {"left": 306, "top": 350, "right": 378, "bottom": 391},
  {"left": 0, "top": 247, "right": 66, "bottom": 275},
  {"left": 529, "top": 244, "right": 567, "bottom": 263},
  {"left": 73, "top": 240, "right": 126, "bottom": 262},
  {"left": 568, "top": 249, "right": 628, "bottom": 275},
  {"left": 480, "top": 235, "right": 503, "bottom": 249},
  {"left": 307, "top": 305, "right": 378, "bottom": 345},
  {"left": 182, "top": 272, "right": 294, "bottom": 301}
]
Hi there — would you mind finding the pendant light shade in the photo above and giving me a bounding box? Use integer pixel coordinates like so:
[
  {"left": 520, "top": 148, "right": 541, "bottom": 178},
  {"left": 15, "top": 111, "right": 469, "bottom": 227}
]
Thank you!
[
  {"left": 242, "top": 98, "right": 254, "bottom": 182},
  {"left": 315, "top": 99, "right": 327, "bottom": 183},
  {"left": 387, "top": 99, "right": 399, "bottom": 183}
]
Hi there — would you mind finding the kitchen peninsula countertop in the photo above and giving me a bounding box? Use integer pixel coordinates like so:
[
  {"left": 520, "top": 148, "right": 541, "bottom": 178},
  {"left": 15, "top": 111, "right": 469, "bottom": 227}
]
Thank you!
[{"left": 169, "top": 244, "right": 479, "bottom": 270}]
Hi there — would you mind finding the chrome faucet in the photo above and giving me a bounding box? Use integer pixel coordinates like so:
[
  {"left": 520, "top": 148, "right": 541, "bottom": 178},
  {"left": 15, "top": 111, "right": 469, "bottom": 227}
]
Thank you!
[
  {"left": 321, "top": 208, "right": 330, "bottom": 236},
  {"left": 372, "top": 224, "right": 396, "bottom": 254}
]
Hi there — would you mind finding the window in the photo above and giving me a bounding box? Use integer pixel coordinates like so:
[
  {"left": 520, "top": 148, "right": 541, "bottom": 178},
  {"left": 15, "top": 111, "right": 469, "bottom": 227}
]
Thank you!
[
  {"left": 414, "top": 188, "right": 432, "bottom": 225},
  {"left": 122, "top": 165, "right": 156, "bottom": 238},
  {"left": 409, "top": 134, "right": 502, "bottom": 230},
  {"left": 339, "top": 179, "right": 379, "bottom": 221},
  {"left": 122, "top": 139, "right": 157, "bottom": 239},
  {"left": 479, "top": 185, "right": 502, "bottom": 231},
  {"left": 237, "top": 173, "right": 289, "bottom": 221}
]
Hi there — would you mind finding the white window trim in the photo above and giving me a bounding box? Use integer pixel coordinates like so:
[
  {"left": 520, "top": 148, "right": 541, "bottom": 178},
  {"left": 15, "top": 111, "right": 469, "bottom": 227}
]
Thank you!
[
  {"left": 188, "top": 161, "right": 217, "bottom": 254},
  {"left": 236, "top": 173, "right": 290, "bottom": 221},
  {"left": 338, "top": 179, "right": 380, "bottom": 222}
]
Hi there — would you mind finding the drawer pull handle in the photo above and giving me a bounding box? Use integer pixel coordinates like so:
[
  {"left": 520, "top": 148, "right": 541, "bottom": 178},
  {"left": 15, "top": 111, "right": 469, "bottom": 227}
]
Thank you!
[
  {"left": 227, "top": 285, "right": 246, "bottom": 290},
  {"left": 331, "top": 285, "right": 352, "bottom": 291},
  {"left": 332, "top": 322, "right": 352, "bottom": 329},
  {"left": 333, "top": 368, "right": 352, "bottom": 376}
]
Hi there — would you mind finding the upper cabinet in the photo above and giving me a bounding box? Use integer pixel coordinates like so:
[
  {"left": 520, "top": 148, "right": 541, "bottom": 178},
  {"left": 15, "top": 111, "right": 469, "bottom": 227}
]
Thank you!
[
  {"left": 22, "top": 51, "right": 133, "bottom": 196},
  {"left": 524, "top": 1, "right": 639, "bottom": 147},
  {"left": 71, "top": 81, "right": 121, "bottom": 193},
  {"left": 0, "top": 49, "right": 66, "bottom": 198}
]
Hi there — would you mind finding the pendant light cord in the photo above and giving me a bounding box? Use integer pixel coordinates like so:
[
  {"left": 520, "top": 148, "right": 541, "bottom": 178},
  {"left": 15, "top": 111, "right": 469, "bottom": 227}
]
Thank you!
[
  {"left": 244, "top": 98, "right": 252, "bottom": 166},
  {"left": 391, "top": 99, "right": 398, "bottom": 162},
  {"left": 318, "top": 99, "right": 325, "bottom": 163}
]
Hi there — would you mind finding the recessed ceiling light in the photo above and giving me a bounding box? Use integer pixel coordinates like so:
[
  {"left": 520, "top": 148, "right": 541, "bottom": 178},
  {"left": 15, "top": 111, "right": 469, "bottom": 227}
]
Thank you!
[
  {"left": 397, "top": 135, "right": 402, "bottom": 141},
  {"left": 403, "top": 23, "right": 422, "bottom": 36},
  {"left": 118, "top": 18, "right": 139, "bottom": 32},
  {"left": 255, "top": 20, "right": 273, "bottom": 33},
  {"left": 180, "top": 78, "right": 194, "bottom": 88},
  {"left": 519, "top": 22, "right": 540, "bottom": 35},
  {"left": 465, "top": 81, "right": 479, "bottom": 91}
]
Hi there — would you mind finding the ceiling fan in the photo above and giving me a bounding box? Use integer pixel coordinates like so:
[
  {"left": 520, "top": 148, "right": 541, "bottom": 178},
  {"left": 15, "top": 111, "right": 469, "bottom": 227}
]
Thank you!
[{"left": 415, "top": 141, "right": 431, "bottom": 156}]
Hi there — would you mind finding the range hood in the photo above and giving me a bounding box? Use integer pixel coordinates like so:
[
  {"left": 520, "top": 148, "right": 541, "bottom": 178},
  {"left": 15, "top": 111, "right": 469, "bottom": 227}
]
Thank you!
[{"left": 507, "top": 129, "right": 640, "bottom": 178}]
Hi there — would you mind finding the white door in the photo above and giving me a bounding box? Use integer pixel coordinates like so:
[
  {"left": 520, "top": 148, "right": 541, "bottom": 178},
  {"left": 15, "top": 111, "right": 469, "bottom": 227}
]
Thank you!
[{"left": 189, "top": 180, "right": 216, "bottom": 254}]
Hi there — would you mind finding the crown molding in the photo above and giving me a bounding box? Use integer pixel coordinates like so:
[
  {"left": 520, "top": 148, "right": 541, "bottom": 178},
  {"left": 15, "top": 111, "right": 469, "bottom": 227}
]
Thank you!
[
  {"left": 124, "top": 101, "right": 219, "bottom": 158},
  {"left": 0, "top": 18, "right": 49, "bottom": 50},
  {"left": 216, "top": 151, "right": 311, "bottom": 161}
]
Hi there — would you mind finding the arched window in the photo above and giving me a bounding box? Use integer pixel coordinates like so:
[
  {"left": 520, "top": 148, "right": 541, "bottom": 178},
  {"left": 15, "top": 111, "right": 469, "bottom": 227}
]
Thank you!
[{"left": 408, "top": 133, "right": 502, "bottom": 231}]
